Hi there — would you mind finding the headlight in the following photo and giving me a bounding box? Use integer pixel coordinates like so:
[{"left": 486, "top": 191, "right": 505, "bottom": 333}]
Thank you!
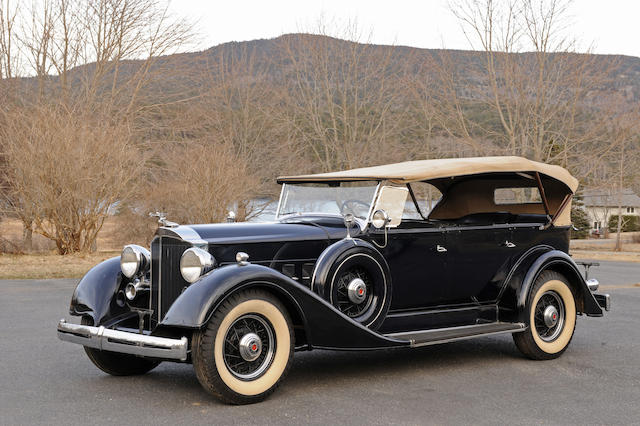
[
  {"left": 120, "top": 245, "right": 150, "bottom": 279},
  {"left": 180, "top": 247, "right": 216, "bottom": 283},
  {"left": 371, "top": 209, "right": 390, "bottom": 229}
]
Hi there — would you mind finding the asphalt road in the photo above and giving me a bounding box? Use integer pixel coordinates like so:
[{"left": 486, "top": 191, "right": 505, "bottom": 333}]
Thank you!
[{"left": 1, "top": 261, "right": 639, "bottom": 426}]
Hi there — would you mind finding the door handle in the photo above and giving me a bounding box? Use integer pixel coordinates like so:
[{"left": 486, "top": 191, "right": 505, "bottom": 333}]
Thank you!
[
  {"left": 503, "top": 241, "right": 516, "bottom": 248},
  {"left": 436, "top": 245, "right": 447, "bottom": 253}
]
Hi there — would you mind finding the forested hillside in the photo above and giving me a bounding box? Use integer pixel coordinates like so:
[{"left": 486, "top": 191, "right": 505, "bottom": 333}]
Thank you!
[{"left": 1, "top": 0, "right": 638, "bottom": 254}]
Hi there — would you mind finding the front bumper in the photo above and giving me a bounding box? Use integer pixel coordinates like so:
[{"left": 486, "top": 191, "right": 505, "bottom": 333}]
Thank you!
[{"left": 57, "top": 319, "right": 188, "bottom": 361}]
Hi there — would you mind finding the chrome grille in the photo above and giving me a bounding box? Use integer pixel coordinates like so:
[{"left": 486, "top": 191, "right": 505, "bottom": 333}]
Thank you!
[{"left": 150, "top": 236, "right": 192, "bottom": 326}]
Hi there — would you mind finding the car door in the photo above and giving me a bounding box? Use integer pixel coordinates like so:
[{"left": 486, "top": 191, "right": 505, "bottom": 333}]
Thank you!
[
  {"left": 444, "top": 222, "right": 516, "bottom": 305},
  {"left": 373, "top": 223, "right": 450, "bottom": 310}
]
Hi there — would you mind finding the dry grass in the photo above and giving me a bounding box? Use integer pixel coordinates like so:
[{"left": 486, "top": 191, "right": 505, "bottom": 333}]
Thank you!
[
  {"left": 0, "top": 217, "right": 147, "bottom": 279},
  {"left": 3, "top": 218, "right": 640, "bottom": 280},
  {"left": 0, "top": 252, "right": 120, "bottom": 279},
  {"left": 570, "top": 250, "right": 640, "bottom": 263},
  {"left": 570, "top": 235, "right": 640, "bottom": 253},
  {"left": 0, "top": 217, "right": 150, "bottom": 254},
  {"left": 5, "top": 249, "right": 636, "bottom": 280},
  {"left": 0, "top": 216, "right": 148, "bottom": 279}
]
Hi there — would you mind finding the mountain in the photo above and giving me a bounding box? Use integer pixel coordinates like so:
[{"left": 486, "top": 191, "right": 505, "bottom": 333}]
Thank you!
[
  {"left": 43, "top": 33, "right": 640, "bottom": 106},
  {"left": 183, "top": 34, "right": 640, "bottom": 102}
]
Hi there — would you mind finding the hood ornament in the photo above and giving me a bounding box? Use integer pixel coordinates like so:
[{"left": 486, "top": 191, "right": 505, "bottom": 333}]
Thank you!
[
  {"left": 226, "top": 211, "right": 237, "bottom": 223},
  {"left": 343, "top": 213, "right": 355, "bottom": 239},
  {"left": 149, "top": 211, "right": 179, "bottom": 228}
]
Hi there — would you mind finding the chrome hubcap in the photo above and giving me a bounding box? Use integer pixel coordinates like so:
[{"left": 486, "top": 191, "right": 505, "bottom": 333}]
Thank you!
[
  {"left": 347, "top": 278, "right": 367, "bottom": 304},
  {"left": 335, "top": 267, "right": 374, "bottom": 318},
  {"left": 238, "top": 332, "right": 262, "bottom": 362},
  {"left": 534, "top": 290, "right": 565, "bottom": 342},
  {"left": 543, "top": 305, "right": 559, "bottom": 328},
  {"left": 223, "top": 314, "right": 275, "bottom": 380}
]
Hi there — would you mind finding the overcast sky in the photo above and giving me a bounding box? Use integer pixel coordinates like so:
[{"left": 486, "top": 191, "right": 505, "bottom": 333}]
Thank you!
[{"left": 170, "top": 0, "right": 640, "bottom": 58}]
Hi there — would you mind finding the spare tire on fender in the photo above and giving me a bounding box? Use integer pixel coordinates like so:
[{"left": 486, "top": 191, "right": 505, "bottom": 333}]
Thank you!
[{"left": 312, "top": 239, "right": 392, "bottom": 330}]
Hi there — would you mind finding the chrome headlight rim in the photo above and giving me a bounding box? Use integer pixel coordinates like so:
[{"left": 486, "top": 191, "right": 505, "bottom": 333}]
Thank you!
[
  {"left": 180, "top": 247, "right": 216, "bottom": 284},
  {"left": 120, "top": 244, "right": 151, "bottom": 279}
]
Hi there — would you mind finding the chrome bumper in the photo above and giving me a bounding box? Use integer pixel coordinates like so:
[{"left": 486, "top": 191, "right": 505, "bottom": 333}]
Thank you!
[{"left": 57, "top": 319, "right": 188, "bottom": 361}]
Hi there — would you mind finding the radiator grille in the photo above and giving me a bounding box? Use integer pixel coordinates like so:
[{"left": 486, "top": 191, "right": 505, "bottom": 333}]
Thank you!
[{"left": 150, "top": 236, "right": 192, "bottom": 326}]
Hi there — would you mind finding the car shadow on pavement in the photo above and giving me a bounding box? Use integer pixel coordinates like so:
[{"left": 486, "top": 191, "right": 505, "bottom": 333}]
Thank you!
[
  {"left": 287, "top": 335, "right": 522, "bottom": 382},
  {"left": 114, "top": 334, "right": 524, "bottom": 405}
]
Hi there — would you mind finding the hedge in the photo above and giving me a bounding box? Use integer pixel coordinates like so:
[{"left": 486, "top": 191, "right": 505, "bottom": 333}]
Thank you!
[{"left": 608, "top": 215, "right": 640, "bottom": 232}]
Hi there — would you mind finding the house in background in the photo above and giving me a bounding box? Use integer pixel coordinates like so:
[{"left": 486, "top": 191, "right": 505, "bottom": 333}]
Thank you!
[{"left": 582, "top": 188, "right": 640, "bottom": 232}]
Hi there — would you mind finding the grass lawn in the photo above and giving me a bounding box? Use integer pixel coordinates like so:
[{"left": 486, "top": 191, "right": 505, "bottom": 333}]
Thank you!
[
  {"left": 2, "top": 233, "right": 640, "bottom": 280},
  {"left": 0, "top": 252, "right": 119, "bottom": 280}
]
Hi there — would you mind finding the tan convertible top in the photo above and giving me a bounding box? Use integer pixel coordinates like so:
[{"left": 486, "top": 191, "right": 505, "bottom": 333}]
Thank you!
[{"left": 278, "top": 156, "right": 579, "bottom": 193}]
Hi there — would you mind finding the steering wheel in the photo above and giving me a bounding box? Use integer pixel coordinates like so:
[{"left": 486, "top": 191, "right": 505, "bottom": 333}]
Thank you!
[{"left": 340, "top": 199, "right": 370, "bottom": 217}]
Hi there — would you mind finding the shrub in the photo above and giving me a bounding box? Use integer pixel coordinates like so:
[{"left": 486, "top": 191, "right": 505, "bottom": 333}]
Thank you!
[
  {"left": 608, "top": 215, "right": 640, "bottom": 233},
  {"left": 570, "top": 205, "right": 590, "bottom": 239}
]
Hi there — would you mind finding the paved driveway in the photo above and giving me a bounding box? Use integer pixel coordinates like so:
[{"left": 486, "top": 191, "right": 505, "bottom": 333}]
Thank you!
[{"left": 0, "top": 261, "right": 638, "bottom": 425}]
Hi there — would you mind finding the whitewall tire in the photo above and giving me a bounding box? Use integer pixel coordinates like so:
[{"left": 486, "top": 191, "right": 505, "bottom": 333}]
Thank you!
[
  {"left": 513, "top": 271, "right": 577, "bottom": 360},
  {"left": 192, "top": 289, "right": 294, "bottom": 404}
]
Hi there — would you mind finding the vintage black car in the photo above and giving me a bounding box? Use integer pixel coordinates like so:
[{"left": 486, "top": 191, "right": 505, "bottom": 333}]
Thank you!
[{"left": 57, "top": 156, "right": 610, "bottom": 404}]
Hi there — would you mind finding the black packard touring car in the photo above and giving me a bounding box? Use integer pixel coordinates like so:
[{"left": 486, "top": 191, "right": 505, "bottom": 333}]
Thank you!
[{"left": 57, "top": 156, "right": 610, "bottom": 404}]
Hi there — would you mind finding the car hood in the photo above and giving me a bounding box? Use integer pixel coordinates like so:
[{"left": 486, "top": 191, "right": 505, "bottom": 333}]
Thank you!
[
  {"left": 155, "top": 216, "right": 360, "bottom": 264},
  {"left": 156, "top": 216, "right": 355, "bottom": 246}
]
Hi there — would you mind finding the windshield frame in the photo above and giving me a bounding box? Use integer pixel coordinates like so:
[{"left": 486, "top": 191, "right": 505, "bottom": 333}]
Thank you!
[{"left": 275, "top": 181, "right": 382, "bottom": 221}]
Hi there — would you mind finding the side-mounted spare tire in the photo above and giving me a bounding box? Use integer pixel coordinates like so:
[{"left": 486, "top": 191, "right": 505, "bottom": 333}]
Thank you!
[{"left": 312, "top": 239, "right": 392, "bottom": 330}]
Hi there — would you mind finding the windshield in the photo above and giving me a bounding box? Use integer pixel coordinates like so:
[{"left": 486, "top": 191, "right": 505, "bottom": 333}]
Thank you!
[{"left": 277, "top": 182, "right": 379, "bottom": 219}]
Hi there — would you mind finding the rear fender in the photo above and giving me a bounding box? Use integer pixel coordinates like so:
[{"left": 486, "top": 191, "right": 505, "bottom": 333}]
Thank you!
[
  {"left": 503, "top": 249, "right": 603, "bottom": 322},
  {"left": 69, "top": 257, "right": 128, "bottom": 325},
  {"left": 160, "top": 263, "right": 406, "bottom": 350}
]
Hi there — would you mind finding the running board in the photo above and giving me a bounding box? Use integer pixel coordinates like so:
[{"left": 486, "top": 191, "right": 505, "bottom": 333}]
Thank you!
[{"left": 384, "top": 322, "right": 526, "bottom": 348}]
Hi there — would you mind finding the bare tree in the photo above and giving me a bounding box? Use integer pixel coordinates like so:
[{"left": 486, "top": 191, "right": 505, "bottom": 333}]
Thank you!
[
  {"left": 279, "top": 23, "right": 412, "bottom": 172},
  {"left": 609, "top": 111, "right": 640, "bottom": 251},
  {"left": 0, "top": 0, "right": 19, "bottom": 79},
  {"left": 0, "top": 0, "right": 195, "bottom": 253},
  {"left": 2, "top": 105, "right": 144, "bottom": 254},
  {"left": 447, "top": 0, "right": 619, "bottom": 174},
  {"left": 144, "top": 141, "right": 257, "bottom": 224}
]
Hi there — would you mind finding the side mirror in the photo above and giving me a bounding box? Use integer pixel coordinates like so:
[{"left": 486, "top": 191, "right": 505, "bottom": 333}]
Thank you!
[
  {"left": 371, "top": 210, "right": 390, "bottom": 229},
  {"left": 371, "top": 186, "right": 408, "bottom": 228}
]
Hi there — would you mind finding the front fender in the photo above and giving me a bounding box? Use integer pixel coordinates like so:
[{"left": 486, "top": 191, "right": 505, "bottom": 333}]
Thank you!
[
  {"left": 311, "top": 238, "right": 389, "bottom": 297},
  {"left": 70, "top": 257, "right": 127, "bottom": 325},
  {"left": 515, "top": 250, "right": 603, "bottom": 322},
  {"left": 160, "top": 263, "right": 406, "bottom": 350}
]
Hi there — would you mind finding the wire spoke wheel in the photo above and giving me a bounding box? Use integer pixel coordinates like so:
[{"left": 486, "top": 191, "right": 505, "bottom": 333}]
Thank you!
[
  {"left": 193, "top": 290, "right": 294, "bottom": 404},
  {"left": 533, "top": 291, "right": 565, "bottom": 342},
  {"left": 322, "top": 247, "right": 392, "bottom": 330},
  {"left": 334, "top": 267, "right": 373, "bottom": 318},
  {"left": 513, "top": 271, "right": 577, "bottom": 360},
  {"left": 223, "top": 314, "right": 275, "bottom": 380}
]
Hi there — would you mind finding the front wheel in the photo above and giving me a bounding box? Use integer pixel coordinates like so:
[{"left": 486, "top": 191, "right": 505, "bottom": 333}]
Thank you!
[
  {"left": 192, "top": 289, "right": 294, "bottom": 404},
  {"left": 513, "top": 271, "right": 577, "bottom": 360}
]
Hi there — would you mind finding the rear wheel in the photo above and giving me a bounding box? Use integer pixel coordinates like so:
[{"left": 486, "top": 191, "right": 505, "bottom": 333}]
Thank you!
[
  {"left": 192, "top": 289, "right": 294, "bottom": 404},
  {"left": 81, "top": 317, "right": 161, "bottom": 376},
  {"left": 513, "top": 271, "right": 577, "bottom": 360}
]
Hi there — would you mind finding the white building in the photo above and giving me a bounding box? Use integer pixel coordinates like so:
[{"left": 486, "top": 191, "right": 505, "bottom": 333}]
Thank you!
[{"left": 582, "top": 188, "right": 640, "bottom": 231}]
